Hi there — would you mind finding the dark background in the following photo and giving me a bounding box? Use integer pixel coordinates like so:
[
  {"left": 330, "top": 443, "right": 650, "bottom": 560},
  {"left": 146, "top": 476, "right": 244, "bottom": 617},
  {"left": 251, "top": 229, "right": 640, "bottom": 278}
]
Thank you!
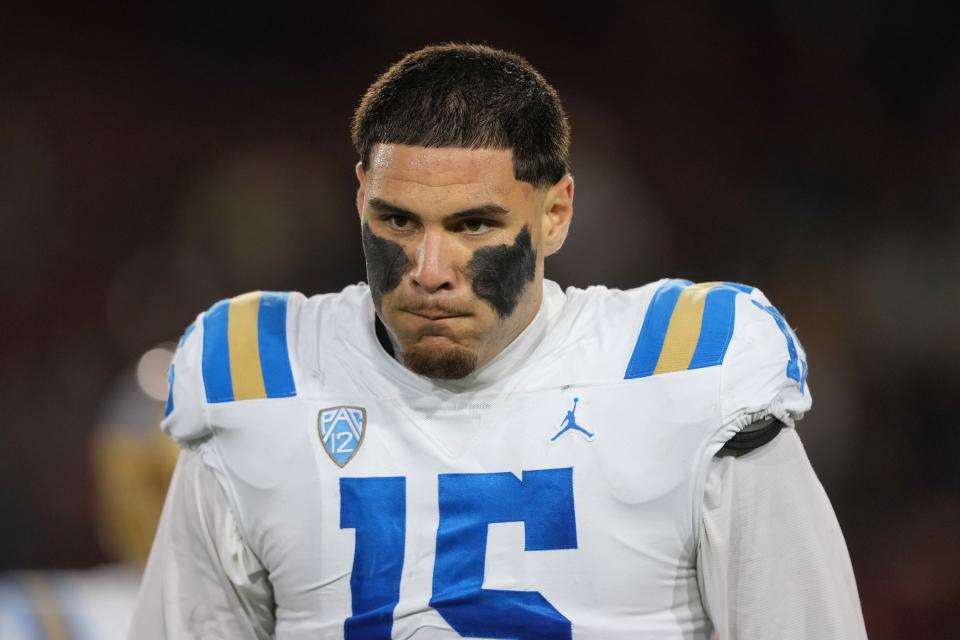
[{"left": 2, "top": 3, "right": 959, "bottom": 637}]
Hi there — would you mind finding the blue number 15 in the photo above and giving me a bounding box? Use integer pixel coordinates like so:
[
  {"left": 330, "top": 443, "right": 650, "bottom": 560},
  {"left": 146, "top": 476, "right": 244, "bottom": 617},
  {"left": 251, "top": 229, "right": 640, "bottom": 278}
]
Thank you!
[{"left": 340, "top": 468, "right": 577, "bottom": 640}]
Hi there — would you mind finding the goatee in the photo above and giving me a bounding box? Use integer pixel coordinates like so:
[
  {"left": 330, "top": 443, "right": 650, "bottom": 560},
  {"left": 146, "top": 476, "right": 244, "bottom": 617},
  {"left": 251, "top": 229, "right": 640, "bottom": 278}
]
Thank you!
[{"left": 402, "top": 344, "right": 479, "bottom": 379}]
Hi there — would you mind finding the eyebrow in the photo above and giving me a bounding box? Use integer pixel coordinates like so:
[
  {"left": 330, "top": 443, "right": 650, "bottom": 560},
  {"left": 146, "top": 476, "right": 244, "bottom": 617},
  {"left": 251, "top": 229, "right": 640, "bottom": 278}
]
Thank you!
[{"left": 368, "top": 197, "right": 509, "bottom": 220}]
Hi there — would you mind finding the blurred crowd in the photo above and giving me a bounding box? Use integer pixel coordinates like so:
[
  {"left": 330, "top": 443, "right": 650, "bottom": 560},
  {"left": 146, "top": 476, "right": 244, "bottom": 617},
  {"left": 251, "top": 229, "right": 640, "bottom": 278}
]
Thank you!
[{"left": 1, "top": 4, "right": 958, "bottom": 638}]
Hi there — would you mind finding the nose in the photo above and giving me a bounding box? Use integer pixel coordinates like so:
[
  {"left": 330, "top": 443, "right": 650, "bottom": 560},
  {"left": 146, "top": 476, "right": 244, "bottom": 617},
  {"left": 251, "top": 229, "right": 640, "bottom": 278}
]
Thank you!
[{"left": 409, "top": 229, "right": 456, "bottom": 293}]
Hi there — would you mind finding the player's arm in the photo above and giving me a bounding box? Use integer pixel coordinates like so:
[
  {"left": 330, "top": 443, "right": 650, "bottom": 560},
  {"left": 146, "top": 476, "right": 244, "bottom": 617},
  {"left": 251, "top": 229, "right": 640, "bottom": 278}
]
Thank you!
[
  {"left": 698, "top": 429, "right": 866, "bottom": 639},
  {"left": 130, "top": 315, "right": 275, "bottom": 639},
  {"left": 697, "top": 286, "right": 866, "bottom": 638},
  {"left": 130, "top": 449, "right": 275, "bottom": 640}
]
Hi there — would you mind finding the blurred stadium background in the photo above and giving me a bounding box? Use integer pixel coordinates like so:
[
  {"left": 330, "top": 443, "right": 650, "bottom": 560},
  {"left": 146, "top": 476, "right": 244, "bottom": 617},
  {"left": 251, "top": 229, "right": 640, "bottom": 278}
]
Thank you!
[{"left": 1, "top": 3, "right": 958, "bottom": 638}]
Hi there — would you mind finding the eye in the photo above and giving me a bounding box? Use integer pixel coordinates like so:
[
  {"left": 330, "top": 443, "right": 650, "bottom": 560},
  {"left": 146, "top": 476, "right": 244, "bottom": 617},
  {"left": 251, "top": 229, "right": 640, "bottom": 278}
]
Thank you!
[
  {"left": 460, "top": 219, "right": 493, "bottom": 235},
  {"left": 384, "top": 214, "right": 415, "bottom": 232}
]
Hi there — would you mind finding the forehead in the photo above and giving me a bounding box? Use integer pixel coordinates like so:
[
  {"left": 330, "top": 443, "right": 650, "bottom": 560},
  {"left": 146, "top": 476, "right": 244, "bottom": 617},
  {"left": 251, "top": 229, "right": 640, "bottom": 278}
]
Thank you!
[{"left": 363, "top": 144, "right": 536, "bottom": 205}]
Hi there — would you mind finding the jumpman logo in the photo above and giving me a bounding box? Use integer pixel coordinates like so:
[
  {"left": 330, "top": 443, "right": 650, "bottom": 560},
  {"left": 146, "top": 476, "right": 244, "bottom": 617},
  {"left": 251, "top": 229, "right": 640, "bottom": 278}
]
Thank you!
[{"left": 550, "top": 397, "right": 596, "bottom": 442}]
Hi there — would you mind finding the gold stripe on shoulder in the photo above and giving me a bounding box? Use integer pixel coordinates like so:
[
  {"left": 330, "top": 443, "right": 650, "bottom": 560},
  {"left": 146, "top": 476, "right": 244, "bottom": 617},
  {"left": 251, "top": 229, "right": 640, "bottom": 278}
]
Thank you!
[
  {"left": 228, "top": 292, "right": 267, "bottom": 400},
  {"left": 654, "top": 282, "right": 719, "bottom": 375}
]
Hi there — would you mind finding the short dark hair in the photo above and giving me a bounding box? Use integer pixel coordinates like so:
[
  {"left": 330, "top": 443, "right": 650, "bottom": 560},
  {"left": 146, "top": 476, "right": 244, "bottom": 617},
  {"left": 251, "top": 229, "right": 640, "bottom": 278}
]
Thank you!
[{"left": 352, "top": 43, "right": 571, "bottom": 188}]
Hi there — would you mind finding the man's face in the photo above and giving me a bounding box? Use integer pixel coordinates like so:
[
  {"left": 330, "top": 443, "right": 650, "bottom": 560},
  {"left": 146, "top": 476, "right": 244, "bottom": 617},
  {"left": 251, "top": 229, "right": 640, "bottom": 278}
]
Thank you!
[{"left": 356, "top": 144, "right": 573, "bottom": 379}]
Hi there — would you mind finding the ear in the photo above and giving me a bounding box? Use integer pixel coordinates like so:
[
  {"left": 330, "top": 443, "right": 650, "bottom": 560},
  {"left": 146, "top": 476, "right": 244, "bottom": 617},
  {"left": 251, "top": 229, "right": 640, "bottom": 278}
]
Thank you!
[
  {"left": 541, "top": 174, "right": 574, "bottom": 257},
  {"left": 355, "top": 162, "right": 366, "bottom": 219}
]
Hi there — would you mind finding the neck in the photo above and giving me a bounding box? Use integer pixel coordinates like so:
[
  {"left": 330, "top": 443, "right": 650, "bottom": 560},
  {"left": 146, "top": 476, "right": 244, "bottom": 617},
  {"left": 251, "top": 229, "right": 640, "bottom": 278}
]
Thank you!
[{"left": 374, "top": 314, "right": 399, "bottom": 358}]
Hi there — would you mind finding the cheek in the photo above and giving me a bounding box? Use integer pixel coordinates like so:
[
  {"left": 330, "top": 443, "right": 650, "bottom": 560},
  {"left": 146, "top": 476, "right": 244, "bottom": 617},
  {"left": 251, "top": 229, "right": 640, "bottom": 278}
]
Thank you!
[
  {"left": 361, "top": 223, "right": 409, "bottom": 305},
  {"left": 468, "top": 225, "right": 537, "bottom": 318}
]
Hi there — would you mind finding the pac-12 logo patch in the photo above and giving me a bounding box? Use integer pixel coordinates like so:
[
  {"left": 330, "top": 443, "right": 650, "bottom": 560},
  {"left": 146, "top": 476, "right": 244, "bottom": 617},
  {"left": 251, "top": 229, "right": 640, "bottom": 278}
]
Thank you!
[{"left": 318, "top": 406, "right": 366, "bottom": 467}]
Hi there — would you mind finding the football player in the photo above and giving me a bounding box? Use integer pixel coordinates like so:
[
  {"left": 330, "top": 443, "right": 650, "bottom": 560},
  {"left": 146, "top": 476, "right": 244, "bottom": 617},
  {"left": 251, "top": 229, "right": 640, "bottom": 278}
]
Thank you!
[{"left": 131, "top": 44, "right": 867, "bottom": 639}]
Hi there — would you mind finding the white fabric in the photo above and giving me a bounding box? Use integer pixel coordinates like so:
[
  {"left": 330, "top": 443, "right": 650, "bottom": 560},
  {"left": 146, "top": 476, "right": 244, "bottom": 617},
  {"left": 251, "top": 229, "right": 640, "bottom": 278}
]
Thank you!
[
  {"left": 133, "top": 429, "right": 866, "bottom": 639},
  {"left": 698, "top": 428, "right": 866, "bottom": 639},
  {"left": 130, "top": 449, "right": 274, "bottom": 640},
  {"left": 719, "top": 289, "right": 810, "bottom": 432},
  {"left": 132, "top": 280, "right": 865, "bottom": 639}
]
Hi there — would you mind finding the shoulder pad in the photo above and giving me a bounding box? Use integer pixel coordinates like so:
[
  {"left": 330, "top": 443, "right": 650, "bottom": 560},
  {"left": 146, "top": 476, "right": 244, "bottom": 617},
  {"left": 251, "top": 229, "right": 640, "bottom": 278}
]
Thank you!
[
  {"left": 625, "top": 279, "right": 753, "bottom": 379},
  {"left": 162, "top": 317, "right": 206, "bottom": 444},
  {"left": 622, "top": 280, "right": 810, "bottom": 429},
  {"left": 163, "top": 322, "right": 196, "bottom": 419},
  {"left": 162, "top": 291, "right": 297, "bottom": 445},
  {"left": 720, "top": 284, "right": 811, "bottom": 429},
  {"left": 200, "top": 291, "right": 297, "bottom": 403}
]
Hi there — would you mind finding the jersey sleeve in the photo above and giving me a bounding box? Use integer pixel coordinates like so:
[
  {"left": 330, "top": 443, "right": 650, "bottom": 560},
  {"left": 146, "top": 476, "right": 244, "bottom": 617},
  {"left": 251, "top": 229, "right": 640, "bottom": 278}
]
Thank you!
[
  {"left": 129, "top": 449, "right": 275, "bottom": 639},
  {"left": 698, "top": 429, "right": 867, "bottom": 638},
  {"left": 719, "top": 285, "right": 811, "bottom": 433},
  {"left": 140, "top": 290, "right": 303, "bottom": 637}
]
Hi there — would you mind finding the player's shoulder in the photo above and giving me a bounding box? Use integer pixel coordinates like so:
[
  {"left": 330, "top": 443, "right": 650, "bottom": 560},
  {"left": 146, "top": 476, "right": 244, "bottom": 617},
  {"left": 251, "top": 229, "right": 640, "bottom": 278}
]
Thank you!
[
  {"left": 555, "top": 278, "right": 725, "bottom": 378},
  {"left": 716, "top": 283, "right": 811, "bottom": 429},
  {"left": 542, "top": 278, "right": 690, "bottom": 384},
  {"left": 558, "top": 279, "right": 808, "bottom": 395},
  {"left": 616, "top": 279, "right": 786, "bottom": 380},
  {"left": 197, "top": 291, "right": 301, "bottom": 404},
  {"left": 161, "top": 286, "right": 370, "bottom": 444}
]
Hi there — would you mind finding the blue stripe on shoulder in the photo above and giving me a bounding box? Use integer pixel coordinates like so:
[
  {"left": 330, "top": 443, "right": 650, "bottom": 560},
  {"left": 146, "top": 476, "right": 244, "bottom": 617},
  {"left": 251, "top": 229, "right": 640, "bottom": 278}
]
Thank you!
[
  {"left": 724, "top": 282, "right": 754, "bottom": 295},
  {"left": 165, "top": 322, "right": 197, "bottom": 417},
  {"left": 687, "top": 283, "right": 748, "bottom": 370},
  {"left": 258, "top": 291, "right": 297, "bottom": 398},
  {"left": 624, "top": 279, "right": 692, "bottom": 379},
  {"left": 202, "top": 299, "right": 234, "bottom": 403},
  {"left": 751, "top": 299, "right": 805, "bottom": 391},
  {"left": 164, "top": 363, "right": 175, "bottom": 417}
]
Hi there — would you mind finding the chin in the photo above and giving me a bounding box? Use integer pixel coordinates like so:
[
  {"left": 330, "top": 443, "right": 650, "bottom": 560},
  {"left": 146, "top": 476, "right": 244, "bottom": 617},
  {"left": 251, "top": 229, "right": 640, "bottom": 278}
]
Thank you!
[{"left": 401, "top": 343, "right": 479, "bottom": 379}]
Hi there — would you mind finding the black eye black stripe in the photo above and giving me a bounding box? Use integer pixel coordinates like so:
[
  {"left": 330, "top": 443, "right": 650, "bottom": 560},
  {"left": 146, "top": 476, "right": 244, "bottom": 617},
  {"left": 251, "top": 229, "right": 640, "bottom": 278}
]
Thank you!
[{"left": 468, "top": 225, "right": 536, "bottom": 318}]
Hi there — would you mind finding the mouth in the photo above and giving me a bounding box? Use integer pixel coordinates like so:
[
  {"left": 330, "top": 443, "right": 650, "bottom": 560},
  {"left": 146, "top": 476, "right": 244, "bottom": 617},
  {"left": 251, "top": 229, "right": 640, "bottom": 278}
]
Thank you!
[
  {"left": 401, "top": 308, "right": 471, "bottom": 321},
  {"left": 412, "top": 313, "right": 466, "bottom": 321}
]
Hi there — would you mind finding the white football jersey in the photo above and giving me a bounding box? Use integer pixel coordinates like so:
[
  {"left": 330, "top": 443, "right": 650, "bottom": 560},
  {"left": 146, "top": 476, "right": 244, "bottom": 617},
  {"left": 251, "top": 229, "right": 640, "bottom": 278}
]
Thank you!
[{"left": 159, "top": 278, "right": 811, "bottom": 639}]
